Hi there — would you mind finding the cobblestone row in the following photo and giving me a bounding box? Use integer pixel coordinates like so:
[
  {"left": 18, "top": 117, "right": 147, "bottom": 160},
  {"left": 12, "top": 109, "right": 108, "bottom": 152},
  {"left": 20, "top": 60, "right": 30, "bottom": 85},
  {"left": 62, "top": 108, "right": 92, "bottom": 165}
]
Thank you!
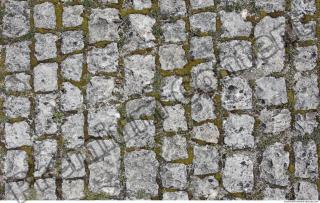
[{"left": 0, "top": 0, "right": 319, "bottom": 200}]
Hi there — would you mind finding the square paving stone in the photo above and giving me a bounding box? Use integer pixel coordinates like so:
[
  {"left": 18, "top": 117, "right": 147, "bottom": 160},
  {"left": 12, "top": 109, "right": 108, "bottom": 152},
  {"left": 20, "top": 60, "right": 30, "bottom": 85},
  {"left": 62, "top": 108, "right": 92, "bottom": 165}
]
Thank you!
[
  {"left": 163, "top": 105, "right": 188, "bottom": 132},
  {"left": 223, "top": 154, "right": 254, "bottom": 193},
  {"left": 191, "top": 93, "right": 215, "bottom": 122},
  {"left": 34, "top": 2, "right": 56, "bottom": 29},
  {"left": 62, "top": 152, "right": 86, "bottom": 179},
  {"left": 221, "top": 77, "right": 252, "bottom": 110},
  {"left": 89, "top": 8, "right": 120, "bottom": 43},
  {"left": 162, "top": 20, "right": 187, "bottom": 43},
  {"left": 34, "top": 63, "right": 58, "bottom": 92},
  {"left": 126, "top": 97, "right": 156, "bottom": 119},
  {"left": 3, "top": 0, "right": 30, "bottom": 38},
  {"left": 34, "top": 178, "right": 57, "bottom": 200},
  {"left": 163, "top": 191, "right": 189, "bottom": 200},
  {"left": 255, "top": 77, "right": 288, "bottom": 106},
  {"left": 5, "top": 41, "right": 31, "bottom": 72},
  {"left": 159, "top": 44, "right": 187, "bottom": 70},
  {"left": 295, "top": 113, "right": 318, "bottom": 135},
  {"left": 223, "top": 114, "right": 255, "bottom": 149},
  {"left": 190, "top": 36, "right": 215, "bottom": 60},
  {"left": 61, "top": 82, "right": 83, "bottom": 112},
  {"left": 62, "top": 113, "right": 84, "bottom": 149},
  {"left": 263, "top": 187, "right": 287, "bottom": 200},
  {"left": 34, "top": 139, "right": 58, "bottom": 177},
  {"left": 220, "top": 11, "right": 252, "bottom": 38},
  {"left": 5, "top": 121, "right": 32, "bottom": 149},
  {"left": 87, "top": 43, "right": 118, "bottom": 74},
  {"left": 259, "top": 109, "right": 291, "bottom": 134},
  {"left": 124, "top": 120, "right": 155, "bottom": 148},
  {"left": 190, "top": 12, "right": 216, "bottom": 33},
  {"left": 4, "top": 96, "right": 30, "bottom": 119},
  {"left": 124, "top": 150, "right": 159, "bottom": 198},
  {"left": 86, "top": 76, "right": 116, "bottom": 106},
  {"left": 159, "top": 0, "right": 186, "bottom": 17},
  {"left": 61, "top": 54, "right": 83, "bottom": 81},
  {"left": 190, "top": 0, "right": 214, "bottom": 9},
  {"left": 160, "top": 163, "right": 187, "bottom": 190},
  {"left": 294, "top": 46, "right": 317, "bottom": 71},
  {"left": 294, "top": 181, "right": 318, "bottom": 200},
  {"left": 294, "top": 141, "right": 318, "bottom": 180},
  {"left": 5, "top": 150, "right": 29, "bottom": 179},
  {"left": 191, "top": 61, "right": 218, "bottom": 92},
  {"left": 193, "top": 145, "right": 219, "bottom": 175},
  {"left": 61, "top": 31, "right": 84, "bottom": 54},
  {"left": 255, "top": 0, "right": 285, "bottom": 12},
  {"left": 88, "top": 106, "right": 120, "bottom": 137},
  {"left": 63, "top": 5, "right": 84, "bottom": 27},
  {"left": 192, "top": 123, "right": 219, "bottom": 144},
  {"left": 161, "top": 76, "right": 186, "bottom": 103},
  {"left": 294, "top": 73, "right": 319, "bottom": 110},
  {"left": 5, "top": 73, "right": 31, "bottom": 92},
  {"left": 35, "top": 33, "right": 58, "bottom": 61},
  {"left": 189, "top": 176, "right": 219, "bottom": 199},
  {"left": 87, "top": 140, "right": 121, "bottom": 196},
  {"left": 62, "top": 179, "right": 85, "bottom": 200},
  {"left": 124, "top": 55, "right": 155, "bottom": 96},
  {"left": 5, "top": 181, "right": 30, "bottom": 200},
  {"left": 161, "top": 134, "right": 188, "bottom": 161},
  {"left": 219, "top": 40, "right": 253, "bottom": 72},
  {"left": 260, "top": 142, "right": 289, "bottom": 186}
]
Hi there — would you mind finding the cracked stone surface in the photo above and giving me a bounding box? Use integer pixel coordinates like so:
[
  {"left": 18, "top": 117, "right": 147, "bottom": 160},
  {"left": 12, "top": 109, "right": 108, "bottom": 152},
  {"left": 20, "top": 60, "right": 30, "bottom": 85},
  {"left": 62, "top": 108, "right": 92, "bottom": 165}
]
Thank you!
[{"left": 1, "top": 0, "right": 319, "bottom": 200}]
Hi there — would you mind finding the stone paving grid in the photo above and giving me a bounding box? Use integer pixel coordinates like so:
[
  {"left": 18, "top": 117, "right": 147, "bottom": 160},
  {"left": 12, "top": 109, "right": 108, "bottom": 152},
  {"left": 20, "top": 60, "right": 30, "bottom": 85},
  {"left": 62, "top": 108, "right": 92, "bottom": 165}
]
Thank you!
[{"left": 0, "top": 0, "right": 319, "bottom": 200}]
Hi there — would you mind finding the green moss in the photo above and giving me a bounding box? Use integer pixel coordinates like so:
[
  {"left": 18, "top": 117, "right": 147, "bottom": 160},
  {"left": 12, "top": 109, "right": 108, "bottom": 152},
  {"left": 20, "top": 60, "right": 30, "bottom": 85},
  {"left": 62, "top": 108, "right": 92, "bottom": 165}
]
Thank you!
[
  {"left": 52, "top": 111, "right": 65, "bottom": 124},
  {"left": 85, "top": 192, "right": 111, "bottom": 200}
]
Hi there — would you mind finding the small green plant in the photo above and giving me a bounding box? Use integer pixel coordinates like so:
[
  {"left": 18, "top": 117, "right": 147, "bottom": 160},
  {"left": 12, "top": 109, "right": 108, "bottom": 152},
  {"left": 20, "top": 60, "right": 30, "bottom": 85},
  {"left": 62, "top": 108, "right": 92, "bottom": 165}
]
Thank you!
[
  {"left": 52, "top": 111, "right": 65, "bottom": 124},
  {"left": 152, "top": 25, "right": 163, "bottom": 38}
]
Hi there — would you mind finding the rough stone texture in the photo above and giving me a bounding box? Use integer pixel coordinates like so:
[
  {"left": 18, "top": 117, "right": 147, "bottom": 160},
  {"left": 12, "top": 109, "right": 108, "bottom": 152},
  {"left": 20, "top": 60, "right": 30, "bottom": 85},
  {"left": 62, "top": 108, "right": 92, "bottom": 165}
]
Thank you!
[
  {"left": 221, "top": 77, "right": 252, "bottom": 110},
  {"left": 34, "top": 63, "right": 58, "bottom": 92},
  {"left": 62, "top": 113, "right": 84, "bottom": 149},
  {"left": 3, "top": 0, "right": 30, "bottom": 38},
  {"left": 295, "top": 113, "right": 318, "bottom": 135},
  {"left": 4, "top": 150, "right": 29, "bottom": 179},
  {"left": 87, "top": 43, "right": 118, "bottom": 74},
  {"left": 190, "top": 36, "right": 215, "bottom": 60},
  {"left": 294, "top": 181, "right": 318, "bottom": 200},
  {"left": 34, "top": 178, "right": 57, "bottom": 200},
  {"left": 161, "top": 134, "right": 188, "bottom": 161},
  {"left": 294, "top": 73, "right": 319, "bottom": 110},
  {"left": 223, "top": 154, "right": 254, "bottom": 193},
  {"left": 256, "top": 0, "right": 285, "bottom": 12},
  {"left": 192, "top": 123, "right": 219, "bottom": 144},
  {"left": 61, "top": 54, "right": 83, "bottom": 81},
  {"left": 189, "top": 175, "right": 219, "bottom": 199},
  {"left": 124, "top": 55, "right": 155, "bottom": 96},
  {"left": 4, "top": 96, "right": 30, "bottom": 119},
  {"left": 35, "top": 33, "right": 58, "bottom": 61},
  {"left": 87, "top": 140, "right": 121, "bottom": 196},
  {"left": 62, "top": 179, "right": 85, "bottom": 200},
  {"left": 5, "top": 73, "right": 31, "bottom": 92},
  {"left": 2, "top": 0, "right": 320, "bottom": 200},
  {"left": 255, "top": 16, "right": 285, "bottom": 75},
  {"left": 61, "top": 31, "right": 84, "bottom": 54},
  {"left": 89, "top": 8, "right": 120, "bottom": 43},
  {"left": 124, "top": 120, "right": 155, "bottom": 148},
  {"left": 220, "top": 11, "right": 252, "bottom": 38},
  {"left": 294, "top": 46, "right": 317, "bottom": 71},
  {"left": 163, "top": 105, "right": 188, "bottom": 132},
  {"left": 125, "top": 150, "right": 159, "bottom": 198},
  {"left": 159, "top": 44, "right": 187, "bottom": 70},
  {"left": 34, "top": 139, "right": 58, "bottom": 177},
  {"left": 5, "top": 121, "right": 32, "bottom": 149},
  {"left": 34, "top": 2, "right": 56, "bottom": 29},
  {"left": 219, "top": 40, "right": 253, "bottom": 72},
  {"left": 161, "top": 76, "right": 186, "bottom": 103},
  {"left": 193, "top": 145, "right": 219, "bottom": 175},
  {"left": 5, "top": 41, "right": 31, "bottom": 72},
  {"left": 259, "top": 109, "right": 291, "bottom": 134},
  {"left": 190, "top": 12, "right": 216, "bottom": 33},
  {"left": 162, "top": 20, "right": 187, "bottom": 43},
  {"left": 191, "top": 61, "right": 218, "bottom": 92},
  {"left": 260, "top": 143, "right": 289, "bottom": 186},
  {"left": 191, "top": 93, "right": 215, "bottom": 122},
  {"left": 223, "top": 114, "right": 255, "bottom": 149},
  {"left": 63, "top": 5, "right": 84, "bottom": 27},
  {"left": 294, "top": 141, "right": 318, "bottom": 180},
  {"left": 255, "top": 77, "right": 288, "bottom": 106},
  {"left": 160, "top": 163, "right": 187, "bottom": 189}
]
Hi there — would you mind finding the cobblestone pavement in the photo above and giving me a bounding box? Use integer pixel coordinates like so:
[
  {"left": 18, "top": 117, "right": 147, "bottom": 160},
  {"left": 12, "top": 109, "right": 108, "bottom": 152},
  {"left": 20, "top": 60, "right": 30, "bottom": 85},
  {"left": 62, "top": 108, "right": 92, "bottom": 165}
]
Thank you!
[{"left": 0, "top": 0, "right": 320, "bottom": 200}]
